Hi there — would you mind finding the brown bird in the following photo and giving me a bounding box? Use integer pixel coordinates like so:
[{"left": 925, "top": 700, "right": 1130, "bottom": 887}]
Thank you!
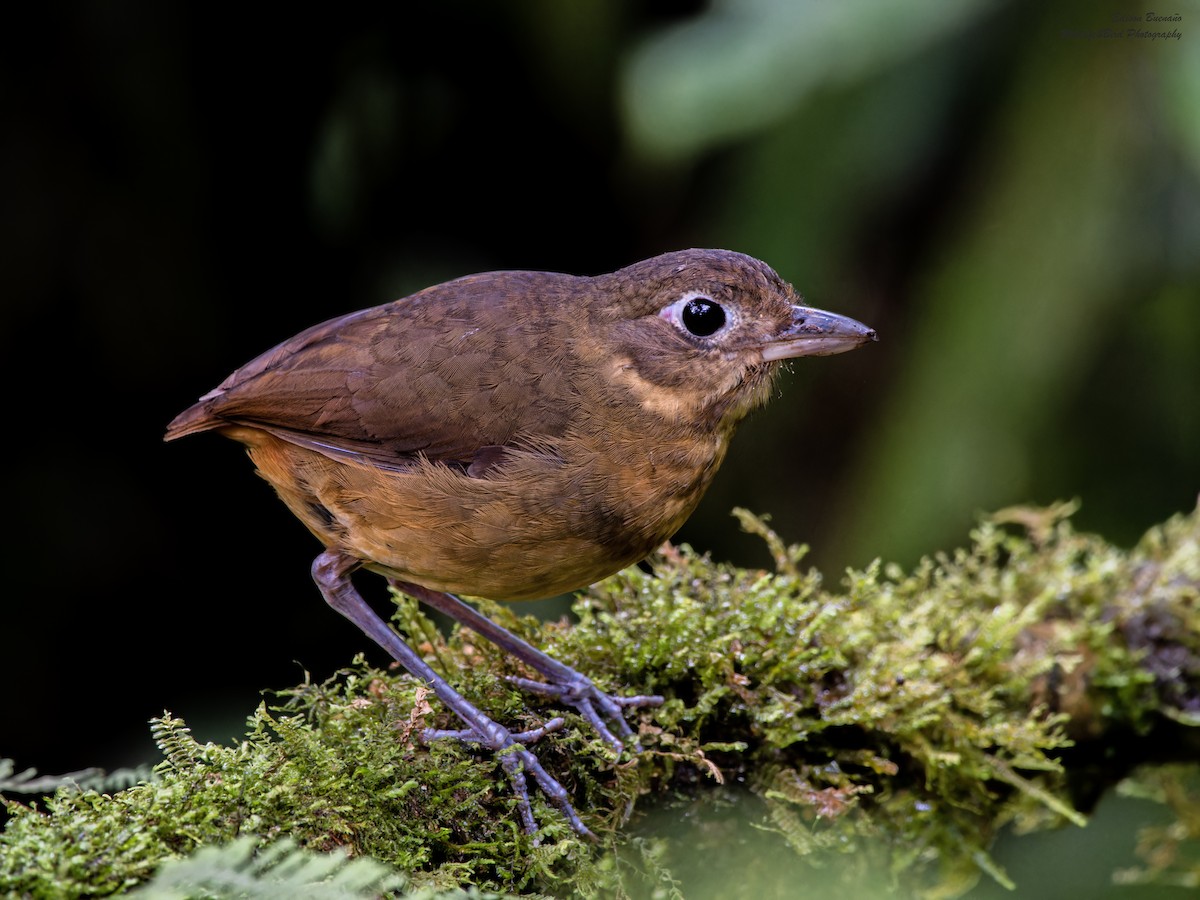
[{"left": 165, "top": 248, "right": 875, "bottom": 837}]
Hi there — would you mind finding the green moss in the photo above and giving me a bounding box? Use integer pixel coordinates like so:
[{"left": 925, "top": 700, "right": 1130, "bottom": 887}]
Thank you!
[
  {"left": 1114, "top": 764, "right": 1200, "bottom": 890},
  {"left": 3, "top": 503, "right": 1197, "bottom": 897}
]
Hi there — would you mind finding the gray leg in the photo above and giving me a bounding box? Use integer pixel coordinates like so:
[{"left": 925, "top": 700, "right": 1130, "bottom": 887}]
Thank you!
[
  {"left": 312, "top": 550, "right": 592, "bottom": 838},
  {"left": 391, "top": 579, "right": 664, "bottom": 752}
]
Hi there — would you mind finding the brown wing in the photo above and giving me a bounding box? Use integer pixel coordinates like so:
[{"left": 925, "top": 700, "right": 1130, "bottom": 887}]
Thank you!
[{"left": 164, "top": 270, "right": 580, "bottom": 471}]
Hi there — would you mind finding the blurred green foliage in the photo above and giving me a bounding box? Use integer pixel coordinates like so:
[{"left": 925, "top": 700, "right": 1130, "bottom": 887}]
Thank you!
[{"left": 618, "top": 0, "right": 1199, "bottom": 571}]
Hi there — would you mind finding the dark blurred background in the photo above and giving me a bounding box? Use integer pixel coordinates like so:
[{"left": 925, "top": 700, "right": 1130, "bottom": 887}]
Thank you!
[{"left": 2, "top": 0, "right": 1197, "bottom": 894}]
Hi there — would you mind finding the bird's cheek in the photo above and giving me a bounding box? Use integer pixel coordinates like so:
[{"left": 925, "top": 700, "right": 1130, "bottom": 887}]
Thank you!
[{"left": 606, "top": 355, "right": 700, "bottom": 423}]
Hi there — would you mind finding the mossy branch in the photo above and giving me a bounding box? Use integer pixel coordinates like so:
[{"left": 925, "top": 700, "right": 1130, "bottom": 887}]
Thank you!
[{"left": 2, "top": 501, "right": 1198, "bottom": 897}]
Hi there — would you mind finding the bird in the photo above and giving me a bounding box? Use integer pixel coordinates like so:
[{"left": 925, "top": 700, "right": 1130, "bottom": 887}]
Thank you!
[{"left": 164, "top": 248, "right": 876, "bottom": 838}]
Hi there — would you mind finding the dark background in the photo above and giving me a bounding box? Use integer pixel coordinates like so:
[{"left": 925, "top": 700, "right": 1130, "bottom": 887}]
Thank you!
[{"left": 3, "top": 1, "right": 1197, "bottom": 895}]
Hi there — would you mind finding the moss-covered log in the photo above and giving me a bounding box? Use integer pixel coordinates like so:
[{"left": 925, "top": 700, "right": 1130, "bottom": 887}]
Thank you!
[{"left": 2, "top": 502, "right": 1197, "bottom": 897}]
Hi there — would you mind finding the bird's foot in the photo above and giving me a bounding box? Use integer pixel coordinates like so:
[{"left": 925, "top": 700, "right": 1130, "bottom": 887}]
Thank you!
[
  {"left": 315, "top": 557, "right": 595, "bottom": 838},
  {"left": 506, "top": 674, "right": 664, "bottom": 753},
  {"left": 422, "top": 713, "right": 595, "bottom": 839},
  {"left": 388, "top": 580, "right": 665, "bottom": 755}
]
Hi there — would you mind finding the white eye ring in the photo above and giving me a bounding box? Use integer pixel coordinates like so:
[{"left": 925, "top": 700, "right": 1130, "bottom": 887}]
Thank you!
[{"left": 659, "top": 292, "right": 733, "bottom": 339}]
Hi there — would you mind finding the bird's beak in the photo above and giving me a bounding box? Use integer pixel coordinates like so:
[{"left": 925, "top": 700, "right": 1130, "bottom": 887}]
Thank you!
[{"left": 761, "top": 305, "right": 877, "bottom": 361}]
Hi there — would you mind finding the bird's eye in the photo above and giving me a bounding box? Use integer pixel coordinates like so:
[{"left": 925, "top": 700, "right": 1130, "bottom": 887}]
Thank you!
[
  {"left": 682, "top": 297, "right": 726, "bottom": 336},
  {"left": 660, "top": 293, "right": 730, "bottom": 339}
]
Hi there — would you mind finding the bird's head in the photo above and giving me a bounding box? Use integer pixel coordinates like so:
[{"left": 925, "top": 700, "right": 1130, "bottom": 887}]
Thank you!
[{"left": 583, "top": 248, "right": 876, "bottom": 430}]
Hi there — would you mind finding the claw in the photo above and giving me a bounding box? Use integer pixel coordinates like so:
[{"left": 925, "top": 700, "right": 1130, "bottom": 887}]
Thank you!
[
  {"left": 506, "top": 675, "right": 663, "bottom": 752},
  {"left": 420, "top": 716, "right": 593, "bottom": 840},
  {"left": 498, "top": 744, "right": 594, "bottom": 840}
]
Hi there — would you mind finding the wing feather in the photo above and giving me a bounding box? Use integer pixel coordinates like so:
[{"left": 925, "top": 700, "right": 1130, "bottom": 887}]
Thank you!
[{"left": 164, "top": 271, "right": 579, "bottom": 472}]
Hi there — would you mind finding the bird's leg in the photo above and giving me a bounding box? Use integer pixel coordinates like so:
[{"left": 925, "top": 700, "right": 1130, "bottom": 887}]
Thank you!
[
  {"left": 390, "top": 579, "right": 664, "bottom": 753},
  {"left": 312, "top": 550, "right": 592, "bottom": 838}
]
